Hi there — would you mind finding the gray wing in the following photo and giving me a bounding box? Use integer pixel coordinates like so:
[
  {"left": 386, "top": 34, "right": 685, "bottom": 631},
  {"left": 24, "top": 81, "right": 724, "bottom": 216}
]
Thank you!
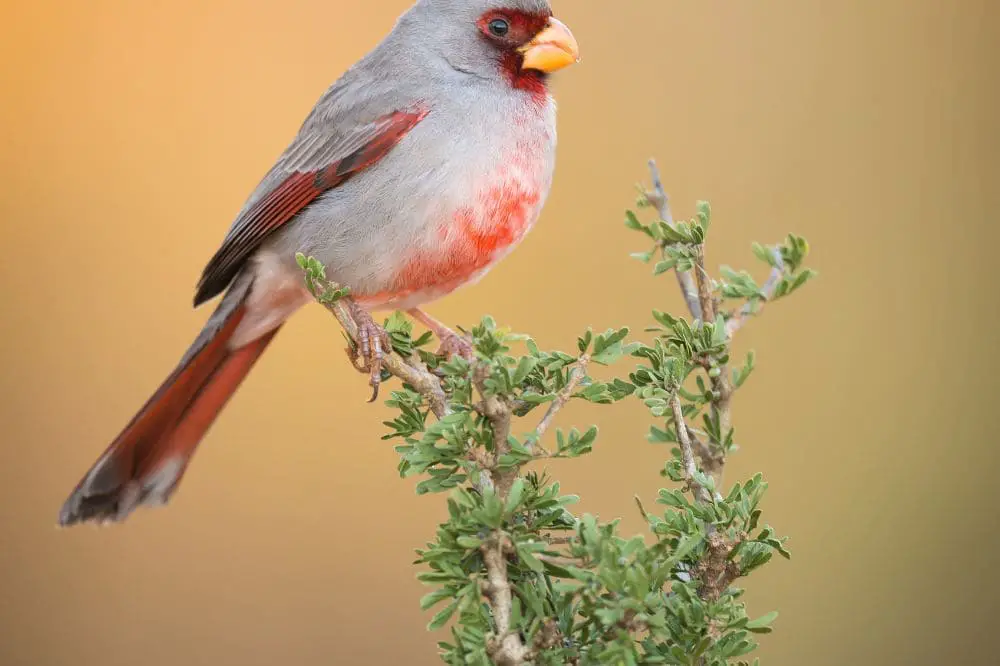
[{"left": 192, "top": 81, "right": 428, "bottom": 306}]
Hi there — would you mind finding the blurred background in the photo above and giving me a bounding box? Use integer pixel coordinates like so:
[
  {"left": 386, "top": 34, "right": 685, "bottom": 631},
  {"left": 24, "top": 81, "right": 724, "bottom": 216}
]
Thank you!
[{"left": 1, "top": 0, "right": 996, "bottom": 664}]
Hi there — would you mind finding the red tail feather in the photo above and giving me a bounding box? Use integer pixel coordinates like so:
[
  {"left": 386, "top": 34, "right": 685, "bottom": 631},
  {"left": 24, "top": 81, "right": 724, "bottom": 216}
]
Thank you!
[{"left": 59, "top": 303, "right": 279, "bottom": 526}]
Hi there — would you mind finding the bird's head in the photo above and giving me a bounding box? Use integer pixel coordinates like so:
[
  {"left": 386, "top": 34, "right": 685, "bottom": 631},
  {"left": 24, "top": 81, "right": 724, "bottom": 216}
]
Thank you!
[{"left": 407, "top": 0, "right": 579, "bottom": 95}]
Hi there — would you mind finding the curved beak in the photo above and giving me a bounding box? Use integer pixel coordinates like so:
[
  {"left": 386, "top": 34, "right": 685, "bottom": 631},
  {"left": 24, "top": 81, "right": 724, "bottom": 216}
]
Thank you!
[{"left": 518, "top": 17, "right": 580, "bottom": 73}]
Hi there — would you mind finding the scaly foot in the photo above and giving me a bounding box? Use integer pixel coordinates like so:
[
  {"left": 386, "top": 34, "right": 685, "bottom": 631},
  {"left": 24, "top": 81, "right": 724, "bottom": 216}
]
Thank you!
[
  {"left": 347, "top": 300, "right": 392, "bottom": 402},
  {"left": 408, "top": 308, "right": 475, "bottom": 360}
]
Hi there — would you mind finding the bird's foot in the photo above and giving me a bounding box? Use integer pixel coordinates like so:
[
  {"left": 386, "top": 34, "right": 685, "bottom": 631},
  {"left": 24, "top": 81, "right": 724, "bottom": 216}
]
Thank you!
[
  {"left": 408, "top": 308, "right": 475, "bottom": 361},
  {"left": 346, "top": 300, "right": 392, "bottom": 402},
  {"left": 436, "top": 333, "right": 475, "bottom": 361}
]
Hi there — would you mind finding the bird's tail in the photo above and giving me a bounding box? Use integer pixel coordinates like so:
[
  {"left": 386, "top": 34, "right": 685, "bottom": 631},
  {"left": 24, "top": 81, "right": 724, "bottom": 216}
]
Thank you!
[{"left": 58, "top": 285, "right": 279, "bottom": 526}]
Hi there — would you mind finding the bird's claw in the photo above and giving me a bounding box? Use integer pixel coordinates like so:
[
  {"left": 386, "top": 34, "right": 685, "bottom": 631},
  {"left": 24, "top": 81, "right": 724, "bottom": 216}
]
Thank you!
[
  {"left": 435, "top": 331, "right": 475, "bottom": 361},
  {"left": 346, "top": 302, "right": 392, "bottom": 402},
  {"left": 407, "top": 308, "right": 475, "bottom": 362}
]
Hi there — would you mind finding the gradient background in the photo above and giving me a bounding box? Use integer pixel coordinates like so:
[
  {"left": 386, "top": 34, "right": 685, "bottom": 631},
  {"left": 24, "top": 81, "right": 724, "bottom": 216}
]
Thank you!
[{"left": 1, "top": 1, "right": 996, "bottom": 664}]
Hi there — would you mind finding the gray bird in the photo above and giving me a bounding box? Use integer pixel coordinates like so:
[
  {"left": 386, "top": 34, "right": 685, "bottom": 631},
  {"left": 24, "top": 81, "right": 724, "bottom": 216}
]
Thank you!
[{"left": 58, "top": 0, "right": 579, "bottom": 526}]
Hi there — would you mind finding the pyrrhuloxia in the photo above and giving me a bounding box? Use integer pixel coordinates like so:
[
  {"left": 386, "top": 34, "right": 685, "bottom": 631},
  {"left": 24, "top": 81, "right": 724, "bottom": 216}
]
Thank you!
[{"left": 58, "top": 0, "right": 579, "bottom": 526}]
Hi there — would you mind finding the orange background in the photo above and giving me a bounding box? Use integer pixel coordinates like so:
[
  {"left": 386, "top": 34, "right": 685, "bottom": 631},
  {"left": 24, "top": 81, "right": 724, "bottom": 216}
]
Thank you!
[{"left": 1, "top": 1, "right": 996, "bottom": 664}]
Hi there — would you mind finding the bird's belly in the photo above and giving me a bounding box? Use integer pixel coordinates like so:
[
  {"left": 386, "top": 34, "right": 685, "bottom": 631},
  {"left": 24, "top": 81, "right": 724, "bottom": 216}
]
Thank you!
[{"left": 356, "top": 177, "right": 545, "bottom": 311}]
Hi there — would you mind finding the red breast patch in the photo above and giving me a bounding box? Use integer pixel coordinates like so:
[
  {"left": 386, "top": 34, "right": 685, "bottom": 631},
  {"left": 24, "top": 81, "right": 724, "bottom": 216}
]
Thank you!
[{"left": 364, "top": 180, "right": 541, "bottom": 306}]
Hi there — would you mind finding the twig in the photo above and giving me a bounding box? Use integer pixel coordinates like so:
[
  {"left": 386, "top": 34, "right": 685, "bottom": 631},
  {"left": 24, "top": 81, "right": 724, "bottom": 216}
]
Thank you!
[
  {"left": 645, "top": 159, "right": 703, "bottom": 321},
  {"left": 692, "top": 246, "right": 733, "bottom": 491},
  {"left": 533, "top": 354, "right": 590, "bottom": 443},
  {"left": 481, "top": 533, "right": 530, "bottom": 665},
  {"left": 537, "top": 553, "right": 583, "bottom": 566},
  {"left": 686, "top": 424, "right": 724, "bottom": 476},
  {"left": 725, "top": 247, "right": 785, "bottom": 336},
  {"left": 543, "top": 535, "right": 575, "bottom": 546},
  {"left": 693, "top": 246, "right": 717, "bottom": 325},
  {"left": 669, "top": 393, "right": 712, "bottom": 504}
]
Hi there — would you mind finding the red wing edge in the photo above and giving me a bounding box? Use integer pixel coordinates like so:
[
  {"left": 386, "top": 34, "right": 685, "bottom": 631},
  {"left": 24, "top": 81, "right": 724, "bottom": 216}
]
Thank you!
[{"left": 193, "top": 107, "right": 429, "bottom": 306}]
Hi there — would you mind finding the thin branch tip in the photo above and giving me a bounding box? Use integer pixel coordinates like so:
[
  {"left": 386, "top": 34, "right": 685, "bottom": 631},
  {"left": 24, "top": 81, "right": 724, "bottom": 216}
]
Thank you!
[
  {"left": 534, "top": 353, "right": 590, "bottom": 444},
  {"left": 726, "top": 246, "right": 786, "bottom": 336},
  {"left": 645, "top": 158, "right": 702, "bottom": 321}
]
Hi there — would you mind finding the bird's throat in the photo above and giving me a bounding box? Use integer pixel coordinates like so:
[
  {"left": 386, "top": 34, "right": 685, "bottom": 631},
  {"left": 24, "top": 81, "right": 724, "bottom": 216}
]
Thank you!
[{"left": 500, "top": 52, "right": 549, "bottom": 102}]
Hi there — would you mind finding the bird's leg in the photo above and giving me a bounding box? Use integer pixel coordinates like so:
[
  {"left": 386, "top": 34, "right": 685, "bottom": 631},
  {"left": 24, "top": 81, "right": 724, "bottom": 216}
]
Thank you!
[
  {"left": 408, "top": 308, "right": 474, "bottom": 360},
  {"left": 346, "top": 300, "right": 392, "bottom": 402}
]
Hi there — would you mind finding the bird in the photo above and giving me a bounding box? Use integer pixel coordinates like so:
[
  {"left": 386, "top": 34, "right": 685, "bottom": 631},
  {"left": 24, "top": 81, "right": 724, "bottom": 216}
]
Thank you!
[{"left": 57, "top": 0, "right": 579, "bottom": 527}]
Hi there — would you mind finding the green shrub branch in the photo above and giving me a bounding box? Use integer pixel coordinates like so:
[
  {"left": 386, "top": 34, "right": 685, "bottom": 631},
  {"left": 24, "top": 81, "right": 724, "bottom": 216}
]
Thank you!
[{"left": 299, "top": 159, "right": 816, "bottom": 666}]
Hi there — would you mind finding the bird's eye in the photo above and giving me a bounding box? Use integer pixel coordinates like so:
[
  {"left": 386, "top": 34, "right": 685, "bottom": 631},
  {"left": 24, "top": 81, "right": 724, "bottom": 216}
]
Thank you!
[{"left": 488, "top": 18, "right": 510, "bottom": 37}]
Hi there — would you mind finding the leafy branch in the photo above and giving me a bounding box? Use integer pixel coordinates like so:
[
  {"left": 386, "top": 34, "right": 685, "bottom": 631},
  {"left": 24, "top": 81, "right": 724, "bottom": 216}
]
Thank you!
[
  {"left": 298, "top": 158, "right": 815, "bottom": 665},
  {"left": 631, "top": 160, "right": 817, "bottom": 489},
  {"left": 298, "top": 252, "right": 634, "bottom": 663}
]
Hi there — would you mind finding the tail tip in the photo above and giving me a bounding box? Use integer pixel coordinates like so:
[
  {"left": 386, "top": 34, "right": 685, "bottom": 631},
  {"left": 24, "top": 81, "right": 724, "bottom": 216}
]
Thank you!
[
  {"left": 57, "top": 457, "right": 183, "bottom": 527},
  {"left": 57, "top": 482, "right": 140, "bottom": 527}
]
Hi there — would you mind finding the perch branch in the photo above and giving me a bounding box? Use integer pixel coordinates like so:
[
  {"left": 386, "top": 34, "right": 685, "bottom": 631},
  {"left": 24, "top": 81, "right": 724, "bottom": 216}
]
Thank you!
[
  {"left": 315, "top": 290, "right": 507, "bottom": 498},
  {"left": 317, "top": 294, "right": 451, "bottom": 419}
]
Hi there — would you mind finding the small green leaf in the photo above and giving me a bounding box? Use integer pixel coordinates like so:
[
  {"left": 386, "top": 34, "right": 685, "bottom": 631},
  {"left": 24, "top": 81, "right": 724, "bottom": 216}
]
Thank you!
[
  {"left": 746, "top": 610, "right": 779, "bottom": 633},
  {"left": 696, "top": 200, "right": 712, "bottom": 228},
  {"left": 624, "top": 210, "right": 642, "bottom": 230},
  {"left": 654, "top": 259, "right": 676, "bottom": 275},
  {"left": 456, "top": 536, "right": 483, "bottom": 549},
  {"left": 517, "top": 548, "right": 545, "bottom": 573},
  {"left": 505, "top": 478, "right": 526, "bottom": 515},
  {"left": 788, "top": 268, "right": 818, "bottom": 295},
  {"left": 751, "top": 242, "right": 779, "bottom": 268},
  {"left": 420, "top": 588, "right": 453, "bottom": 611},
  {"left": 512, "top": 356, "right": 538, "bottom": 386},
  {"left": 427, "top": 599, "right": 460, "bottom": 631}
]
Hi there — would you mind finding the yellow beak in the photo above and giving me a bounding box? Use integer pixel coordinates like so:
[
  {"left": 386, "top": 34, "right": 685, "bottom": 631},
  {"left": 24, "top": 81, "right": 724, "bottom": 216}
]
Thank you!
[{"left": 518, "top": 17, "right": 580, "bottom": 73}]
